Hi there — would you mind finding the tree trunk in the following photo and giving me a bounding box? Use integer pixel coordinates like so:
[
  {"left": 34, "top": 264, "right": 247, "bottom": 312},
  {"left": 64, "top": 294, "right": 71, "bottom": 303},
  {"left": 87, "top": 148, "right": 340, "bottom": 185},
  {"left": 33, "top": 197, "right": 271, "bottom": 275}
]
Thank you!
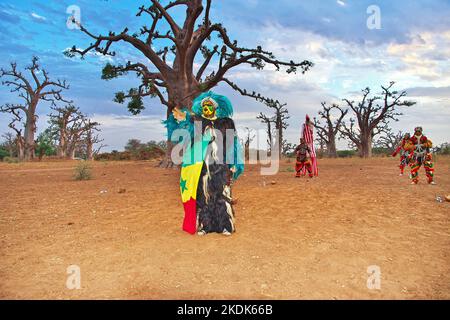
[
  {"left": 23, "top": 117, "right": 35, "bottom": 161},
  {"left": 326, "top": 136, "right": 337, "bottom": 158},
  {"left": 86, "top": 141, "right": 94, "bottom": 161},
  {"left": 359, "top": 134, "right": 373, "bottom": 158},
  {"left": 68, "top": 147, "right": 76, "bottom": 160},
  {"left": 158, "top": 84, "right": 199, "bottom": 168},
  {"left": 58, "top": 128, "right": 67, "bottom": 158},
  {"left": 23, "top": 102, "right": 38, "bottom": 161},
  {"left": 17, "top": 137, "right": 25, "bottom": 161}
]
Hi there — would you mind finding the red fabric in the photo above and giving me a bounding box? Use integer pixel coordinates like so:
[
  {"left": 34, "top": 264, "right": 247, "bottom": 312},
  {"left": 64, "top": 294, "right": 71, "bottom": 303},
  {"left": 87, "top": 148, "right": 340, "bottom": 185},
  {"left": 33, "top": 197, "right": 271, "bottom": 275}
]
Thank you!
[
  {"left": 295, "top": 160, "right": 313, "bottom": 177},
  {"left": 301, "top": 115, "right": 318, "bottom": 176},
  {"left": 182, "top": 198, "right": 197, "bottom": 234}
]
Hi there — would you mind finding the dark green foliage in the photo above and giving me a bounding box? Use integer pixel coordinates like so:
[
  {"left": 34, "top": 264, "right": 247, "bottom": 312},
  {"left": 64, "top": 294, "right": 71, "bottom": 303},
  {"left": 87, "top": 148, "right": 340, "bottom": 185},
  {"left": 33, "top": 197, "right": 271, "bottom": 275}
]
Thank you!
[
  {"left": 96, "top": 139, "right": 166, "bottom": 161},
  {"left": 35, "top": 129, "right": 57, "bottom": 160},
  {"left": 114, "top": 91, "right": 126, "bottom": 104},
  {"left": 0, "top": 146, "right": 8, "bottom": 160},
  {"left": 337, "top": 150, "right": 356, "bottom": 158},
  {"left": 127, "top": 95, "right": 144, "bottom": 115}
]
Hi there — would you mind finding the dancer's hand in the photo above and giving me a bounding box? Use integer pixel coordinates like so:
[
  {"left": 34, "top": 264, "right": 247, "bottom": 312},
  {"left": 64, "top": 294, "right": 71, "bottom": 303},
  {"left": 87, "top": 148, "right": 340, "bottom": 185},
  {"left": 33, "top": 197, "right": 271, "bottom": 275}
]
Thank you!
[{"left": 172, "top": 108, "right": 187, "bottom": 122}]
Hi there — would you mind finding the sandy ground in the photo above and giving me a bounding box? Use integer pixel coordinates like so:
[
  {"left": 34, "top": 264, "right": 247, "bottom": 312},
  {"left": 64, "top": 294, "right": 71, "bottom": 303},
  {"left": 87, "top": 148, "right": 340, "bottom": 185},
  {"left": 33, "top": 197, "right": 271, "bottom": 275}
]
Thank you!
[{"left": 0, "top": 156, "right": 449, "bottom": 300}]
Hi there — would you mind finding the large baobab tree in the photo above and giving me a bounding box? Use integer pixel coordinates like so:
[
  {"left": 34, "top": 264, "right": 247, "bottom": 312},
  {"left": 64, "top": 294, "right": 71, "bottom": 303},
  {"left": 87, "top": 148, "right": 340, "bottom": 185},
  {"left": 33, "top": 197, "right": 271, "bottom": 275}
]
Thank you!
[
  {"left": 49, "top": 105, "right": 101, "bottom": 159},
  {"left": 269, "top": 101, "right": 289, "bottom": 159},
  {"left": 339, "top": 82, "right": 416, "bottom": 158},
  {"left": 313, "top": 102, "right": 348, "bottom": 158},
  {"left": 49, "top": 105, "right": 84, "bottom": 158},
  {"left": 83, "top": 120, "right": 105, "bottom": 160},
  {"left": 66, "top": 118, "right": 102, "bottom": 160},
  {"left": 65, "top": 0, "right": 313, "bottom": 166},
  {"left": 0, "top": 57, "right": 71, "bottom": 160}
]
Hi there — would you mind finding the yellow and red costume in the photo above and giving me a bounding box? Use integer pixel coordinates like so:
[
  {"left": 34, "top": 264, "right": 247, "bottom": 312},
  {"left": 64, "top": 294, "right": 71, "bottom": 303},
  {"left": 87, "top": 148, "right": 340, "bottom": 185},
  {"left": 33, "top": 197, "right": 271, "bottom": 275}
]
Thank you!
[
  {"left": 294, "top": 141, "right": 313, "bottom": 178},
  {"left": 408, "top": 127, "right": 434, "bottom": 184},
  {"left": 392, "top": 133, "right": 413, "bottom": 175}
]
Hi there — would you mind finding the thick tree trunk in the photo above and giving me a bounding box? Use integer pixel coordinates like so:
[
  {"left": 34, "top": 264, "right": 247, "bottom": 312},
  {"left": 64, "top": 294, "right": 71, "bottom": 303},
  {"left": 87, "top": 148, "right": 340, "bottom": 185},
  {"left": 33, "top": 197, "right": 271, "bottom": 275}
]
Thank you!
[
  {"left": 17, "top": 137, "right": 25, "bottom": 161},
  {"left": 359, "top": 133, "right": 373, "bottom": 158},
  {"left": 68, "top": 147, "right": 76, "bottom": 160},
  {"left": 326, "top": 137, "right": 338, "bottom": 158},
  {"left": 58, "top": 128, "right": 67, "bottom": 158},
  {"left": 23, "top": 102, "right": 37, "bottom": 161},
  {"left": 158, "top": 83, "right": 200, "bottom": 168},
  {"left": 86, "top": 141, "right": 94, "bottom": 161},
  {"left": 23, "top": 119, "right": 35, "bottom": 161}
]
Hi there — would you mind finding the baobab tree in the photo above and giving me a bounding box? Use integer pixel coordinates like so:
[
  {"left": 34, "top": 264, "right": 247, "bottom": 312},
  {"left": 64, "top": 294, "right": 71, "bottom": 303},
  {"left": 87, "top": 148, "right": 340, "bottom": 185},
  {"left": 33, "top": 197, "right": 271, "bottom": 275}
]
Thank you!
[
  {"left": 48, "top": 105, "right": 101, "bottom": 159},
  {"left": 241, "top": 127, "right": 255, "bottom": 160},
  {"left": 313, "top": 102, "right": 348, "bottom": 158},
  {"left": 4, "top": 109, "right": 25, "bottom": 160},
  {"left": 0, "top": 57, "right": 71, "bottom": 160},
  {"left": 82, "top": 120, "right": 105, "bottom": 160},
  {"left": 256, "top": 101, "right": 289, "bottom": 159},
  {"left": 65, "top": 0, "right": 313, "bottom": 166},
  {"left": 256, "top": 112, "right": 274, "bottom": 153},
  {"left": 1, "top": 132, "right": 16, "bottom": 157},
  {"left": 339, "top": 82, "right": 416, "bottom": 158},
  {"left": 269, "top": 101, "right": 289, "bottom": 159},
  {"left": 49, "top": 105, "right": 84, "bottom": 158},
  {"left": 374, "top": 128, "right": 405, "bottom": 154}
]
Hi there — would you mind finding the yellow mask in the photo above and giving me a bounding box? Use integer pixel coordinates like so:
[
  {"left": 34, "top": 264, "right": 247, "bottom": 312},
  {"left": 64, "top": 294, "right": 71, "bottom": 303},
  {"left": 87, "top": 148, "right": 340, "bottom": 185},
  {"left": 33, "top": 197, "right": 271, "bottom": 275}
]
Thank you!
[{"left": 201, "top": 99, "right": 217, "bottom": 120}]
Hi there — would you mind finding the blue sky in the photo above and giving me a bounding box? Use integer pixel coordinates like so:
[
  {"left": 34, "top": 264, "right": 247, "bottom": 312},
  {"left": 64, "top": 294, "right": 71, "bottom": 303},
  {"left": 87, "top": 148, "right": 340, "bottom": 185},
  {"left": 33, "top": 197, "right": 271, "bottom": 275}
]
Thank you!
[{"left": 0, "top": 0, "right": 449, "bottom": 151}]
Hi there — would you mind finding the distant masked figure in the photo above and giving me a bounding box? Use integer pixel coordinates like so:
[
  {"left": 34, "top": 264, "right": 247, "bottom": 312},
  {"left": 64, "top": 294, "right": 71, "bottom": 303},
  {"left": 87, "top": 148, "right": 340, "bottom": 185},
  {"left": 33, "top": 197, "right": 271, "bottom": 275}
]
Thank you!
[
  {"left": 294, "top": 138, "right": 313, "bottom": 178},
  {"left": 392, "top": 133, "right": 413, "bottom": 176},
  {"left": 165, "top": 92, "right": 244, "bottom": 236},
  {"left": 301, "top": 115, "right": 318, "bottom": 176},
  {"left": 407, "top": 126, "right": 435, "bottom": 185}
]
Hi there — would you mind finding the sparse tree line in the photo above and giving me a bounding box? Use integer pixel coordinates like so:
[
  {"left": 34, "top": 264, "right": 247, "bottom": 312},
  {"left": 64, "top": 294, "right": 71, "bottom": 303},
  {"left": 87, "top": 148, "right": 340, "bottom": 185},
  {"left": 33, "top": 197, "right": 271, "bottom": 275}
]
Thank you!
[
  {"left": 94, "top": 139, "right": 166, "bottom": 161},
  {"left": 313, "top": 81, "right": 417, "bottom": 158},
  {"left": 0, "top": 57, "right": 105, "bottom": 161}
]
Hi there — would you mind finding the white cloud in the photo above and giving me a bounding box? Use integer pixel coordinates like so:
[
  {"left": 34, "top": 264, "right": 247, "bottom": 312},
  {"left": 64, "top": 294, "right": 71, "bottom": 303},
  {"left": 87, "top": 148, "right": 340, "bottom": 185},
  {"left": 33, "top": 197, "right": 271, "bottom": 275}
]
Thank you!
[
  {"left": 30, "top": 12, "right": 46, "bottom": 21},
  {"left": 337, "top": 0, "right": 346, "bottom": 7}
]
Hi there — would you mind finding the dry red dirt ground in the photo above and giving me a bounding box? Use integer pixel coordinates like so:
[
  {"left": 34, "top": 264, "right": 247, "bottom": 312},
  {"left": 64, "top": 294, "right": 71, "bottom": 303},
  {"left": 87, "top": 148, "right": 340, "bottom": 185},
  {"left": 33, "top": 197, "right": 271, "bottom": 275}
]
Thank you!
[{"left": 0, "top": 157, "right": 449, "bottom": 299}]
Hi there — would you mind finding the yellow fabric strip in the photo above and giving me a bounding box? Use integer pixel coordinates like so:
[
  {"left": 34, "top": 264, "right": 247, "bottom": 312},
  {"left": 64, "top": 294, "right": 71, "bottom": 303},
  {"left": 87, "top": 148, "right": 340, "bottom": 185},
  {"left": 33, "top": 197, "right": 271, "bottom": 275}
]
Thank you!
[{"left": 180, "top": 162, "right": 204, "bottom": 202}]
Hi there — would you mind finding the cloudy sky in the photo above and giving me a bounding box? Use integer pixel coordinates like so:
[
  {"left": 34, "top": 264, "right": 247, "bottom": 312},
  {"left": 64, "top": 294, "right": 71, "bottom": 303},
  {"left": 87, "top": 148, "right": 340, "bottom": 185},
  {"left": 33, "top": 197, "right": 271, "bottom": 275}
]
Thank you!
[{"left": 0, "top": 0, "right": 449, "bottom": 151}]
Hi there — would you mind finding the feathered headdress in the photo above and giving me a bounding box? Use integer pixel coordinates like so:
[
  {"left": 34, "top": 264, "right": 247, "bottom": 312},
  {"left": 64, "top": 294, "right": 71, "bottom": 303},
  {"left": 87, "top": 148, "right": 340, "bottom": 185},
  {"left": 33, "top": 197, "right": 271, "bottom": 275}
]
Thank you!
[{"left": 192, "top": 91, "right": 234, "bottom": 119}]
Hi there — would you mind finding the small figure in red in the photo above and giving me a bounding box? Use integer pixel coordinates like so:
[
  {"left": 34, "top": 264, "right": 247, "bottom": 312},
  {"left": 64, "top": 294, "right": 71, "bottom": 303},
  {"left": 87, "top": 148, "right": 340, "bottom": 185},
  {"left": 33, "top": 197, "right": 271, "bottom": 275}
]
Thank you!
[
  {"left": 294, "top": 138, "right": 313, "bottom": 178},
  {"left": 392, "top": 132, "right": 413, "bottom": 176}
]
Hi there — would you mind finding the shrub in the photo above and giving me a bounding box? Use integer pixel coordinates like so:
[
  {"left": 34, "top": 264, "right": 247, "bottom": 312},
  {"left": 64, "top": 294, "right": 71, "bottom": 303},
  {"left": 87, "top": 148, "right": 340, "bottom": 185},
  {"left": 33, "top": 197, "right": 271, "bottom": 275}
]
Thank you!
[
  {"left": 3, "top": 156, "right": 19, "bottom": 163},
  {"left": 337, "top": 150, "right": 356, "bottom": 158},
  {"left": 0, "top": 147, "right": 8, "bottom": 160},
  {"left": 74, "top": 161, "right": 92, "bottom": 181}
]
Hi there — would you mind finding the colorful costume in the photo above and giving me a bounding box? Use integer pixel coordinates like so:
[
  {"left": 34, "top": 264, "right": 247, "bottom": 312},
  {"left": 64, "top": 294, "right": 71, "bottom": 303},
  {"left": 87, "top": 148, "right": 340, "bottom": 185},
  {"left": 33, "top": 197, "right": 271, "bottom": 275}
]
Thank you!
[
  {"left": 301, "top": 115, "right": 318, "bottom": 176},
  {"left": 408, "top": 127, "right": 434, "bottom": 184},
  {"left": 294, "top": 141, "right": 313, "bottom": 178},
  {"left": 165, "top": 92, "right": 244, "bottom": 235},
  {"left": 392, "top": 133, "right": 413, "bottom": 175}
]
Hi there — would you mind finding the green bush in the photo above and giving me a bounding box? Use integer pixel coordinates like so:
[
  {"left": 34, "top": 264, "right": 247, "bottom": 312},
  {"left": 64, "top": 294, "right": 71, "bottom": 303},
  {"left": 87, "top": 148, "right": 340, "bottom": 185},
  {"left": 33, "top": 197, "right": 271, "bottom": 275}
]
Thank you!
[
  {"left": 337, "top": 150, "right": 356, "bottom": 158},
  {"left": 0, "top": 147, "right": 8, "bottom": 160},
  {"left": 3, "top": 156, "right": 19, "bottom": 163},
  {"left": 74, "top": 161, "right": 92, "bottom": 181}
]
